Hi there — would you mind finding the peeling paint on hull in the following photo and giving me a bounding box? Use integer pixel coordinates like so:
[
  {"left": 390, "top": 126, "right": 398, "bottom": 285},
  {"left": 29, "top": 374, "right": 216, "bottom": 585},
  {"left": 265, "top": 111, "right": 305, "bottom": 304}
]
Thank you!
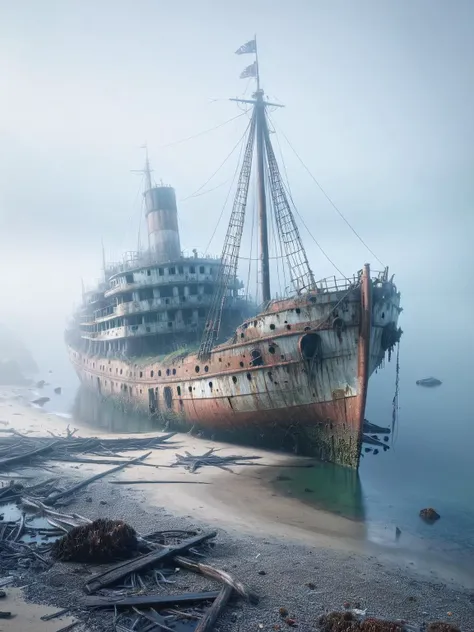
[{"left": 68, "top": 267, "right": 401, "bottom": 469}]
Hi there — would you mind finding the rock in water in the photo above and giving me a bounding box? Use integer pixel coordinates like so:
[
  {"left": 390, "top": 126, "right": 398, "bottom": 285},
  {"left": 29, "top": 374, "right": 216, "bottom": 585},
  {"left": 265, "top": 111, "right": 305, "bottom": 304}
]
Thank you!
[
  {"left": 427, "top": 623, "right": 460, "bottom": 632},
  {"left": 416, "top": 377, "right": 442, "bottom": 387},
  {"left": 54, "top": 387, "right": 62, "bottom": 395},
  {"left": 419, "top": 507, "right": 441, "bottom": 522},
  {"left": 31, "top": 397, "right": 50, "bottom": 407},
  {"left": 51, "top": 519, "right": 138, "bottom": 562}
]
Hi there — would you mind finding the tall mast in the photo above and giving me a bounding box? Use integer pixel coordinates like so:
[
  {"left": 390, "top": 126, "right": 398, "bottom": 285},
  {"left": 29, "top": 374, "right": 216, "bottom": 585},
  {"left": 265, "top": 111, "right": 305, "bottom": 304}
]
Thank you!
[
  {"left": 255, "top": 90, "right": 271, "bottom": 302},
  {"left": 144, "top": 145, "right": 153, "bottom": 191}
]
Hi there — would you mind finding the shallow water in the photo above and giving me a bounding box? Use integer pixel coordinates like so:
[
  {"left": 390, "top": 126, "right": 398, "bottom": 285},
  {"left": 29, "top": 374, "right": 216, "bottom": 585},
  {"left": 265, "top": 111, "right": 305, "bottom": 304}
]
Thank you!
[{"left": 274, "top": 329, "right": 474, "bottom": 580}]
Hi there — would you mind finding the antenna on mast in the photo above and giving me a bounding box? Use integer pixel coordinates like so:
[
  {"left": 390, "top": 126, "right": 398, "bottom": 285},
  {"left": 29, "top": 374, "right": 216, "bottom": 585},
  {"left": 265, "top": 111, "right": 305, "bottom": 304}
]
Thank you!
[{"left": 132, "top": 144, "right": 154, "bottom": 191}]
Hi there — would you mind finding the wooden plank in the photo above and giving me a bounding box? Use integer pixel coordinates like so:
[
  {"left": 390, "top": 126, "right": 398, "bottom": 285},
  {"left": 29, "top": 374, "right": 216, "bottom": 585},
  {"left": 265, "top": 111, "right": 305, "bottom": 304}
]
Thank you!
[
  {"left": 44, "top": 452, "right": 151, "bottom": 505},
  {"left": 195, "top": 585, "right": 233, "bottom": 632},
  {"left": 84, "top": 531, "right": 217, "bottom": 594},
  {"left": 84, "top": 591, "right": 220, "bottom": 609},
  {"left": 0, "top": 440, "right": 60, "bottom": 470}
]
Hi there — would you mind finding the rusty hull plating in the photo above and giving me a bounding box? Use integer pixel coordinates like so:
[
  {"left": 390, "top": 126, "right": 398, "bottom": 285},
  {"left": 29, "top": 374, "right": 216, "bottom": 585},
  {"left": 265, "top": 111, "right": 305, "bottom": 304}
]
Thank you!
[{"left": 69, "top": 265, "right": 401, "bottom": 469}]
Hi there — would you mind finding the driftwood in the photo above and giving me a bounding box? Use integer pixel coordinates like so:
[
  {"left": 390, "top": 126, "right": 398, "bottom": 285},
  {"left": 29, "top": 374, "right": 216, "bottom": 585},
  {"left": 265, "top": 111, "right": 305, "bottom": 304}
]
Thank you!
[
  {"left": 84, "top": 591, "right": 220, "bottom": 609},
  {"left": 195, "top": 585, "right": 233, "bottom": 632},
  {"left": 85, "top": 531, "right": 217, "bottom": 594},
  {"left": 0, "top": 440, "right": 60, "bottom": 470},
  {"left": 173, "top": 555, "right": 259, "bottom": 604},
  {"left": 44, "top": 452, "right": 151, "bottom": 505},
  {"left": 173, "top": 448, "right": 261, "bottom": 473}
]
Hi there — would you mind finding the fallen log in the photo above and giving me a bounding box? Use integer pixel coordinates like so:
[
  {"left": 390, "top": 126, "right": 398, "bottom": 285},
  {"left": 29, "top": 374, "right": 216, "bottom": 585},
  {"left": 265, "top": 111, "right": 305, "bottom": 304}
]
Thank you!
[
  {"left": 84, "top": 531, "right": 217, "bottom": 594},
  {"left": 195, "top": 585, "right": 233, "bottom": 632},
  {"left": 173, "top": 555, "right": 258, "bottom": 604},
  {"left": 0, "top": 440, "right": 60, "bottom": 470},
  {"left": 44, "top": 452, "right": 151, "bottom": 505},
  {"left": 84, "top": 591, "right": 220, "bottom": 609}
]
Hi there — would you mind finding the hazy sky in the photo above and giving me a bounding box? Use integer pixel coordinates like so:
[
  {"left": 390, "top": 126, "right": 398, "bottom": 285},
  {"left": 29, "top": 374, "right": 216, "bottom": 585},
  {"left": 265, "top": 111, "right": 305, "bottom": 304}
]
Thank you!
[{"left": 1, "top": 0, "right": 473, "bottom": 371}]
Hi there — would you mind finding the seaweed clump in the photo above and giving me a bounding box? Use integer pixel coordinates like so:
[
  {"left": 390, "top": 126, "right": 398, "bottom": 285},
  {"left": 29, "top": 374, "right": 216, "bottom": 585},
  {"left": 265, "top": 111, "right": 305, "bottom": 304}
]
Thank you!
[
  {"left": 51, "top": 519, "right": 138, "bottom": 563},
  {"left": 318, "top": 612, "right": 402, "bottom": 632}
]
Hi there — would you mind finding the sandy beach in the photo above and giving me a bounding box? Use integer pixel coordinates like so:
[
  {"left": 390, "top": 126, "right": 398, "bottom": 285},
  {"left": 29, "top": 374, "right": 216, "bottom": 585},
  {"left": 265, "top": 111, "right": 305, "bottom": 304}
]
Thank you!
[{"left": 0, "top": 387, "right": 473, "bottom": 631}]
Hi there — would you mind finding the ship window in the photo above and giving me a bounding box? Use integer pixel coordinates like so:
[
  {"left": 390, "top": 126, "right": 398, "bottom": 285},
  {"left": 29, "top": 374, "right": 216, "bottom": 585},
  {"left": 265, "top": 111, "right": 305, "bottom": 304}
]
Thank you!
[
  {"left": 139, "top": 371, "right": 143, "bottom": 378},
  {"left": 172, "top": 368, "right": 176, "bottom": 375},
  {"left": 166, "top": 369, "right": 170, "bottom": 376},
  {"left": 204, "top": 365, "right": 209, "bottom": 372},
  {"left": 178, "top": 266, "right": 184, "bottom": 274},
  {"left": 246, "top": 372, "right": 252, "bottom": 380},
  {"left": 208, "top": 381, "right": 213, "bottom": 389},
  {"left": 240, "top": 333, "right": 244, "bottom": 339},
  {"left": 188, "top": 386, "right": 193, "bottom": 393},
  {"left": 251, "top": 349, "right": 264, "bottom": 366},
  {"left": 177, "top": 385, "right": 181, "bottom": 396},
  {"left": 147, "top": 269, "right": 151, "bottom": 276},
  {"left": 190, "top": 266, "right": 195, "bottom": 273},
  {"left": 270, "top": 323, "right": 276, "bottom": 330},
  {"left": 139, "top": 288, "right": 154, "bottom": 301},
  {"left": 239, "top": 361, "right": 244, "bottom": 368},
  {"left": 120, "top": 369, "right": 123, "bottom": 375},
  {"left": 295, "top": 308, "right": 301, "bottom": 314},
  {"left": 199, "top": 266, "right": 205, "bottom": 274},
  {"left": 195, "top": 365, "right": 200, "bottom": 373},
  {"left": 150, "top": 370, "right": 154, "bottom": 377},
  {"left": 189, "top": 284, "right": 198, "bottom": 295},
  {"left": 158, "top": 268, "right": 164, "bottom": 276},
  {"left": 158, "top": 370, "right": 162, "bottom": 376},
  {"left": 125, "top": 273, "right": 133, "bottom": 284},
  {"left": 169, "top": 267, "right": 176, "bottom": 275},
  {"left": 164, "top": 386, "right": 173, "bottom": 409},
  {"left": 269, "top": 346, "right": 276, "bottom": 354},
  {"left": 286, "top": 324, "right": 291, "bottom": 330},
  {"left": 232, "top": 376, "right": 237, "bottom": 383}
]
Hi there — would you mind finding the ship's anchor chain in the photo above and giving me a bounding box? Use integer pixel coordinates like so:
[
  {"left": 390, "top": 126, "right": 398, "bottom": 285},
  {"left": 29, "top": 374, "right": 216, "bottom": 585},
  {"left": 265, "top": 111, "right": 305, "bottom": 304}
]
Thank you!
[{"left": 391, "top": 340, "right": 401, "bottom": 443}]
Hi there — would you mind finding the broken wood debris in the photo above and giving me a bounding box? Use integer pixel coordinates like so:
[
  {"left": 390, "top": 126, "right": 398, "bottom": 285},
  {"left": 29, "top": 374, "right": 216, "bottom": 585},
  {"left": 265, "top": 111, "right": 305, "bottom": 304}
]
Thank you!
[
  {"left": 84, "top": 591, "right": 220, "bottom": 609},
  {"left": 195, "top": 584, "right": 233, "bottom": 632},
  {"left": 0, "top": 431, "right": 176, "bottom": 472},
  {"left": 173, "top": 448, "right": 262, "bottom": 473},
  {"left": 84, "top": 531, "right": 218, "bottom": 594}
]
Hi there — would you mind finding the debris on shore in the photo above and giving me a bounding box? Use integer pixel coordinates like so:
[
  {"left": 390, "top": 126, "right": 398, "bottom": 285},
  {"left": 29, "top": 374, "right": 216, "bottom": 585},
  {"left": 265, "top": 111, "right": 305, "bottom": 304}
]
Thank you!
[
  {"left": 51, "top": 519, "right": 138, "bottom": 562},
  {"left": 173, "top": 447, "right": 262, "bottom": 473}
]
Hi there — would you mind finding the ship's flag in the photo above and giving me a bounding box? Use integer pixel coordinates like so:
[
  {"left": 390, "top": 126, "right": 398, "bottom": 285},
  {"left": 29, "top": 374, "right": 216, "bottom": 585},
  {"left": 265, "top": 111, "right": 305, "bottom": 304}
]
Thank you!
[
  {"left": 240, "top": 61, "right": 257, "bottom": 79},
  {"left": 235, "top": 39, "right": 256, "bottom": 55}
]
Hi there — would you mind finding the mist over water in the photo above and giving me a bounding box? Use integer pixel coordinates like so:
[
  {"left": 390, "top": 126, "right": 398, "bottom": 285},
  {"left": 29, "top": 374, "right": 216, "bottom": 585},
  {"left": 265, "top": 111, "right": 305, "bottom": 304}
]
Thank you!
[{"left": 1, "top": 0, "right": 473, "bottom": 586}]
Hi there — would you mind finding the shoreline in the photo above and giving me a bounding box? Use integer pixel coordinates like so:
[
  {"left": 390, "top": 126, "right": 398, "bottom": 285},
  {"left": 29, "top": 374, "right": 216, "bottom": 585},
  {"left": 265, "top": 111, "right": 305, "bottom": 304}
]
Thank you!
[{"left": 0, "top": 389, "right": 473, "bottom": 630}]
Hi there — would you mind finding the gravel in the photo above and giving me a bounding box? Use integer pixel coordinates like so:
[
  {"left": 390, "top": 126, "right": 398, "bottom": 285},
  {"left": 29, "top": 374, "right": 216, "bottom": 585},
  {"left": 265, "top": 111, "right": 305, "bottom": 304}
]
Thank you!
[{"left": 0, "top": 467, "right": 471, "bottom": 632}]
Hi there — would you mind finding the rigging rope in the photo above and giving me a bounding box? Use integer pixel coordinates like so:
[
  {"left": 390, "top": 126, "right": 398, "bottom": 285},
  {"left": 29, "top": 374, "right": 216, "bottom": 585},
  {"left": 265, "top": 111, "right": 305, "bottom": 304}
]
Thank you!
[
  {"left": 391, "top": 341, "right": 401, "bottom": 445},
  {"left": 268, "top": 116, "right": 348, "bottom": 280},
  {"left": 204, "top": 120, "right": 250, "bottom": 253},
  {"left": 272, "top": 119, "right": 385, "bottom": 268},
  {"left": 159, "top": 111, "right": 248, "bottom": 148},
  {"left": 182, "top": 120, "right": 251, "bottom": 201}
]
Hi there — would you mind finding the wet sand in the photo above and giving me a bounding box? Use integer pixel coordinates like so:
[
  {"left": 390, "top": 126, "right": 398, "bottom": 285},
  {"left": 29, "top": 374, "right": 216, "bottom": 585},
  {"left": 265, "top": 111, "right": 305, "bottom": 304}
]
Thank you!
[
  {"left": 1, "top": 388, "right": 473, "bottom": 630},
  {"left": 0, "top": 588, "right": 76, "bottom": 632}
]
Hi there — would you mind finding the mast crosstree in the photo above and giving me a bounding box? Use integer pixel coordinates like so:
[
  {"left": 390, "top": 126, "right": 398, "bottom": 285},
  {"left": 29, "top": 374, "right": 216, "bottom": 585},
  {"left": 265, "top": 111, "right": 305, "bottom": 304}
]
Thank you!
[{"left": 198, "top": 41, "right": 315, "bottom": 358}]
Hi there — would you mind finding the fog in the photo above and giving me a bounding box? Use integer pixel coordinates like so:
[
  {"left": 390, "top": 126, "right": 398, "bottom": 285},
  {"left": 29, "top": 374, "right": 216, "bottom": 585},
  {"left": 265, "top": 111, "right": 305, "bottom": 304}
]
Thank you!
[{"left": 1, "top": 0, "right": 473, "bottom": 379}]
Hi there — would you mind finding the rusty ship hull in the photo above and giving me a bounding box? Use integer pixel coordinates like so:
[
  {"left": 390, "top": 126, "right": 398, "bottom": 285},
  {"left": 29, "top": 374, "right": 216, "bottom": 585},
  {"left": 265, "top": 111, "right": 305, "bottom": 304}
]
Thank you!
[{"left": 69, "top": 266, "right": 401, "bottom": 468}]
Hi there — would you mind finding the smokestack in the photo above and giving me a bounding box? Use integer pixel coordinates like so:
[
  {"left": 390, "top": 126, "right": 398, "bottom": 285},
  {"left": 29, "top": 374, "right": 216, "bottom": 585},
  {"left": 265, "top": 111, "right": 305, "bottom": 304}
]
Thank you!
[{"left": 144, "top": 185, "right": 181, "bottom": 261}]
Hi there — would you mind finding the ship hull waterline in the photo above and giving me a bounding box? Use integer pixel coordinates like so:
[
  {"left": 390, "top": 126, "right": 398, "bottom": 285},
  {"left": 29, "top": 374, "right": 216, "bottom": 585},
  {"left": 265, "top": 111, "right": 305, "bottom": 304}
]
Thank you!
[{"left": 68, "top": 266, "right": 401, "bottom": 469}]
